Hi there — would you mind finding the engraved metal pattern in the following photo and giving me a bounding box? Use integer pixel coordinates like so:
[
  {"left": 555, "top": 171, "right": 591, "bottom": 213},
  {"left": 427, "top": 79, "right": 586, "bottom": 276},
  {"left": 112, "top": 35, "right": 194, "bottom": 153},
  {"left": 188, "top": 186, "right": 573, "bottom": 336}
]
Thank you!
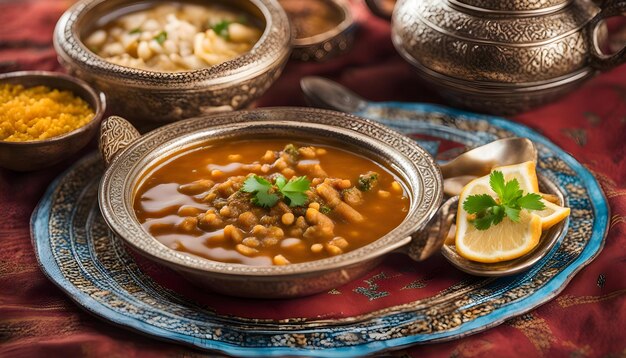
[
  {"left": 99, "top": 116, "right": 140, "bottom": 166},
  {"left": 31, "top": 106, "right": 608, "bottom": 356},
  {"left": 453, "top": 0, "right": 569, "bottom": 12},
  {"left": 98, "top": 108, "right": 443, "bottom": 297},
  {"left": 53, "top": 0, "right": 292, "bottom": 122},
  {"left": 393, "top": 0, "right": 596, "bottom": 83},
  {"left": 291, "top": 26, "right": 356, "bottom": 62}
]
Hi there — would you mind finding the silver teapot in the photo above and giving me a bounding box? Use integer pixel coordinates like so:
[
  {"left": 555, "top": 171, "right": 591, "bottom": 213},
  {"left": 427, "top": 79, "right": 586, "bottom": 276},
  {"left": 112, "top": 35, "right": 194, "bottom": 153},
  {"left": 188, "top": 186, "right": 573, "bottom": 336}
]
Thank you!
[{"left": 366, "top": 0, "right": 626, "bottom": 114}]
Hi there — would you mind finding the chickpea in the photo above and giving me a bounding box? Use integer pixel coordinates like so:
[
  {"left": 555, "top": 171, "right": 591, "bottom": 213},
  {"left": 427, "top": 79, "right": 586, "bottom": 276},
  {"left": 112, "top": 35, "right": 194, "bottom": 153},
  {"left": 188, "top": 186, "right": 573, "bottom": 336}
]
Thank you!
[
  {"left": 310, "top": 243, "right": 323, "bottom": 253},
  {"left": 179, "top": 217, "right": 197, "bottom": 233},
  {"left": 281, "top": 213, "right": 295, "bottom": 226},
  {"left": 242, "top": 237, "right": 260, "bottom": 248},
  {"left": 273, "top": 254, "right": 290, "bottom": 266},
  {"left": 251, "top": 224, "right": 267, "bottom": 236},
  {"left": 391, "top": 181, "right": 403, "bottom": 193},
  {"left": 337, "top": 179, "right": 352, "bottom": 190},
  {"left": 262, "top": 237, "right": 279, "bottom": 247},
  {"left": 262, "top": 150, "right": 275, "bottom": 162},
  {"left": 236, "top": 244, "right": 258, "bottom": 256},
  {"left": 330, "top": 237, "right": 349, "bottom": 249},
  {"left": 378, "top": 190, "right": 391, "bottom": 198},
  {"left": 219, "top": 206, "right": 232, "bottom": 217},
  {"left": 308, "top": 202, "right": 320, "bottom": 210},
  {"left": 238, "top": 211, "right": 258, "bottom": 229},
  {"left": 268, "top": 226, "right": 285, "bottom": 239},
  {"left": 224, "top": 224, "right": 243, "bottom": 243},
  {"left": 325, "top": 244, "right": 343, "bottom": 256},
  {"left": 281, "top": 168, "right": 296, "bottom": 178}
]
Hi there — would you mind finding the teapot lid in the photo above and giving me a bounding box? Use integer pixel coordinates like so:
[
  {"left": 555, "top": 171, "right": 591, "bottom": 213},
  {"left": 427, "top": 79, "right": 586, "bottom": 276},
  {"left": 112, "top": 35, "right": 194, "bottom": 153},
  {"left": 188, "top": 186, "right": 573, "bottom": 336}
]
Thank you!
[{"left": 449, "top": 0, "right": 571, "bottom": 14}]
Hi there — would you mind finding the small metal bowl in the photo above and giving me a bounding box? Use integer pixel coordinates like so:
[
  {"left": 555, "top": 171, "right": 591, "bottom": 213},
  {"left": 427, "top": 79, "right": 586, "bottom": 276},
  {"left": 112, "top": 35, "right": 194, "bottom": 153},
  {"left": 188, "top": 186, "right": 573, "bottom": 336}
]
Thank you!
[
  {"left": 98, "top": 107, "right": 447, "bottom": 298},
  {"left": 53, "top": 0, "right": 291, "bottom": 123},
  {"left": 0, "top": 71, "right": 106, "bottom": 172},
  {"left": 281, "top": 0, "right": 356, "bottom": 61}
]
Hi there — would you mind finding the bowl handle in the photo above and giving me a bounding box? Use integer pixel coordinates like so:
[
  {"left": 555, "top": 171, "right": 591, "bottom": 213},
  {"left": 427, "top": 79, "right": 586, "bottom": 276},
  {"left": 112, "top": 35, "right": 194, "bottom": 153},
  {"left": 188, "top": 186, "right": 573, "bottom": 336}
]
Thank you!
[
  {"left": 588, "top": 0, "right": 626, "bottom": 71},
  {"left": 99, "top": 116, "right": 141, "bottom": 167},
  {"left": 405, "top": 196, "right": 458, "bottom": 261}
]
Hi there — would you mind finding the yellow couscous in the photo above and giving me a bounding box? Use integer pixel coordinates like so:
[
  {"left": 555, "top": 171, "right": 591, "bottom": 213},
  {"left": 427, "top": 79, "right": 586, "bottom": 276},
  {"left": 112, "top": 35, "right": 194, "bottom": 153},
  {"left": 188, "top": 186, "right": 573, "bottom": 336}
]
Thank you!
[{"left": 0, "top": 84, "right": 94, "bottom": 142}]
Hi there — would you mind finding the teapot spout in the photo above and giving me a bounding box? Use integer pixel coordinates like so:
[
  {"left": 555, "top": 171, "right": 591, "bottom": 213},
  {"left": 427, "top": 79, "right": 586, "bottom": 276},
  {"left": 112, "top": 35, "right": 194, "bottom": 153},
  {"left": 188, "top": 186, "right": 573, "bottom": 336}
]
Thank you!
[{"left": 99, "top": 116, "right": 141, "bottom": 167}]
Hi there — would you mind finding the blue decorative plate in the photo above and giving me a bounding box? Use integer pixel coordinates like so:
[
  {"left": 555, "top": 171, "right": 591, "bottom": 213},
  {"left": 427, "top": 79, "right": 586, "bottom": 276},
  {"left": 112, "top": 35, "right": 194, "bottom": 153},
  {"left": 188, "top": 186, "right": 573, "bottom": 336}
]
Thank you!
[{"left": 31, "top": 103, "right": 608, "bottom": 357}]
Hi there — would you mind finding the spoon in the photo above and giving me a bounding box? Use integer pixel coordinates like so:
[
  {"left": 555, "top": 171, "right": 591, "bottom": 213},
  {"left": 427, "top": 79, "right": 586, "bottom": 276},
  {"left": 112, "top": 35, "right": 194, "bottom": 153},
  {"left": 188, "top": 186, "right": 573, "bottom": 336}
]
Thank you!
[{"left": 301, "top": 76, "right": 538, "bottom": 181}]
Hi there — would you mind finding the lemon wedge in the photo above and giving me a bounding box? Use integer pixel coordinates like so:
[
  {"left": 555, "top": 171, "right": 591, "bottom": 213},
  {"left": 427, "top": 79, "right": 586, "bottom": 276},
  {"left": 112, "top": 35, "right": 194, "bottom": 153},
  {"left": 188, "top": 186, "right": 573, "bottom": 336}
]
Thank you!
[
  {"left": 454, "top": 161, "right": 568, "bottom": 263},
  {"left": 534, "top": 198, "right": 571, "bottom": 230}
]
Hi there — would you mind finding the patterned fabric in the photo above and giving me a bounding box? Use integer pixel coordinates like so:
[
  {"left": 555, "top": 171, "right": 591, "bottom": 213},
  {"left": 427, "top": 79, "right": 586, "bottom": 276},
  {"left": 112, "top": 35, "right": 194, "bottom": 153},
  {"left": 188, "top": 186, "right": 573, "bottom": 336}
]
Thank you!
[{"left": 1, "top": 0, "right": 625, "bottom": 357}]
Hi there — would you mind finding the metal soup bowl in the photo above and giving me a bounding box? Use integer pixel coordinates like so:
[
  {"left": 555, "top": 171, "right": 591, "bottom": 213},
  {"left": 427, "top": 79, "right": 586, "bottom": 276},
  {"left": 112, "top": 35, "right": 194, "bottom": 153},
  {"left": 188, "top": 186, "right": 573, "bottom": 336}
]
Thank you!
[
  {"left": 98, "top": 107, "right": 446, "bottom": 298},
  {"left": 54, "top": 0, "right": 291, "bottom": 123}
]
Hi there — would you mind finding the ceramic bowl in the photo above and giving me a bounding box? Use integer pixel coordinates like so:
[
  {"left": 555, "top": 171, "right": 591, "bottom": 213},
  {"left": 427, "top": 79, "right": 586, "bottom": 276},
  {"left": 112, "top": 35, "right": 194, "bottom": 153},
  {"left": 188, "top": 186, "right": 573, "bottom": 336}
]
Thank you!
[
  {"left": 0, "top": 71, "right": 105, "bottom": 172},
  {"left": 53, "top": 0, "right": 291, "bottom": 123},
  {"left": 98, "top": 107, "right": 447, "bottom": 298}
]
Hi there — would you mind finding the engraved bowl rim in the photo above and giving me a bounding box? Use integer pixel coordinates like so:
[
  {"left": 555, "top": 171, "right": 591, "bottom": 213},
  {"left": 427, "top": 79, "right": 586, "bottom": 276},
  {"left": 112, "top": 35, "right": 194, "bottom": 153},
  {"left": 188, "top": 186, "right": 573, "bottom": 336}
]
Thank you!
[{"left": 98, "top": 107, "right": 444, "bottom": 277}]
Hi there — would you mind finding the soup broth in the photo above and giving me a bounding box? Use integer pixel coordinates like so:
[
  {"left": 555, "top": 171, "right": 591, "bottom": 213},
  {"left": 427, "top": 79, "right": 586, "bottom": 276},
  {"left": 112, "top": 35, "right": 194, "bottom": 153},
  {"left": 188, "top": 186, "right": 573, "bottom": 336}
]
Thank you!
[{"left": 134, "top": 139, "right": 410, "bottom": 266}]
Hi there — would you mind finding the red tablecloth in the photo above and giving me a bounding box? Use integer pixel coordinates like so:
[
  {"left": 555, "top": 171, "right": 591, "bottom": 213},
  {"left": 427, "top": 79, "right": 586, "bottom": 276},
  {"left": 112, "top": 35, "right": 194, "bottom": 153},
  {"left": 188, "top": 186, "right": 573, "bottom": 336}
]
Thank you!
[{"left": 1, "top": 1, "right": 625, "bottom": 357}]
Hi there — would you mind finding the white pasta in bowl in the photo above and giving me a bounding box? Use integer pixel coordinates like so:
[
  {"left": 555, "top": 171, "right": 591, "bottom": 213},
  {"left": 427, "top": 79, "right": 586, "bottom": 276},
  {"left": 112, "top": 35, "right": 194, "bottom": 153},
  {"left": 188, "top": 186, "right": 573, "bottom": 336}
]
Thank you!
[{"left": 84, "top": 3, "right": 263, "bottom": 71}]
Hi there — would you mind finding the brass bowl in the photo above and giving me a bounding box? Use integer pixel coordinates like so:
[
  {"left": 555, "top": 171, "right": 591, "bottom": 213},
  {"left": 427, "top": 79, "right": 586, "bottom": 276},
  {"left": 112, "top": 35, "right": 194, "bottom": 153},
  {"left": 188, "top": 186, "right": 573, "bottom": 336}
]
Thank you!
[
  {"left": 53, "top": 0, "right": 291, "bottom": 123},
  {"left": 98, "top": 107, "right": 447, "bottom": 298},
  {"left": 0, "top": 71, "right": 106, "bottom": 172},
  {"left": 281, "top": 0, "right": 357, "bottom": 61}
]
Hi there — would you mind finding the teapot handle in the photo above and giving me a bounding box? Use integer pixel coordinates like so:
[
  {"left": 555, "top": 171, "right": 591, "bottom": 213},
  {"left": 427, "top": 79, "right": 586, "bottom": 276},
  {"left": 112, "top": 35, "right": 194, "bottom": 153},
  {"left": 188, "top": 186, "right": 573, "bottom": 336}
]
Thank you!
[
  {"left": 588, "top": 0, "right": 626, "bottom": 71},
  {"left": 364, "top": 0, "right": 395, "bottom": 20}
]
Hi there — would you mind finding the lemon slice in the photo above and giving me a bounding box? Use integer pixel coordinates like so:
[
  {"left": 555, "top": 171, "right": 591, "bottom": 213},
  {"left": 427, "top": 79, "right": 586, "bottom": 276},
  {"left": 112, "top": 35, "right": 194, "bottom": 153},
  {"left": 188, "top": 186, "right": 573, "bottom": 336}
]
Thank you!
[
  {"left": 455, "top": 161, "right": 543, "bottom": 263},
  {"left": 494, "top": 161, "right": 539, "bottom": 193},
  {"left": 534, "top": 198, "right": 571, "bottom": 230}
]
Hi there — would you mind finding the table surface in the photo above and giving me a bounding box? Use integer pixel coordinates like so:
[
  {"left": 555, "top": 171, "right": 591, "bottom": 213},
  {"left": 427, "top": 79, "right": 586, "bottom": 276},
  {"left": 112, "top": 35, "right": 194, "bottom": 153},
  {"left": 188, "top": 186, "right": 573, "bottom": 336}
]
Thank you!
[{"left": 1, "top": 1, "right": 625, "bottom": 357}]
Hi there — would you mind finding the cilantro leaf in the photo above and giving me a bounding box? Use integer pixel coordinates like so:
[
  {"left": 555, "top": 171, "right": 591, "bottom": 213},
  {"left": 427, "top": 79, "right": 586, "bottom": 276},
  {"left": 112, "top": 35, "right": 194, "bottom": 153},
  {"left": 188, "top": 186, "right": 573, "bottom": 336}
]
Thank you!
[
  {"left": 212, "top": 20, "right": 231, "bottom": 39},
  {"left": 489, "top": 170, "right": 505, "bottom": 198},
  {"left": 252, "top": 190, "right": 279, "bottom": 208},
  {"left": 463, "top": 194, "right": 497, "bottom": 214},
  {"left": 280, "top": 176, "right": 310, "bottom": 207},
  {"left": 474, "top": 215, "right": 495, "bottom": 230},
  {"left": 275, "top": 175, "right": 287, "bottom": 190},
  {"left": 462, "top": 169, "right": 546, "bottom": 230},
  {"left": 504, "top": 206, "right": 521, "bottom": 223},
  {"left": 491, "top": 205, "right": 506, "bottom": 225},
  {"left": 281, "top": 176, "right": 310, "bottom": 193},
  {"left": 517, "top": 193, "right": 545, "bottom": 211},
  {"left": 241, "top": 175, "right": 310, "bottom": 208},
  {"left": 502, "top": 178, "right": 522, "bottom": 203},
  {"left": 243, "top": 175, "right": 272, "bottom": 193},
  {"left": 154, "top": 31, "right": 167, "bottom": 45}
]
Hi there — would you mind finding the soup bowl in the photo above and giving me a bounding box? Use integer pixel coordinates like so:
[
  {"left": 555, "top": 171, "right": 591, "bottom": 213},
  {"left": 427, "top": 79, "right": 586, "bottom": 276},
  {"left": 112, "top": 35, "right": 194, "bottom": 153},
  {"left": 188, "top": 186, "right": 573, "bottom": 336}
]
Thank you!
[
  {"left": 98, "top": 107, "right": 448, "bottom": 298},
  {"left": 54, "top": 0, "right": 291, "bottom": 123}
]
